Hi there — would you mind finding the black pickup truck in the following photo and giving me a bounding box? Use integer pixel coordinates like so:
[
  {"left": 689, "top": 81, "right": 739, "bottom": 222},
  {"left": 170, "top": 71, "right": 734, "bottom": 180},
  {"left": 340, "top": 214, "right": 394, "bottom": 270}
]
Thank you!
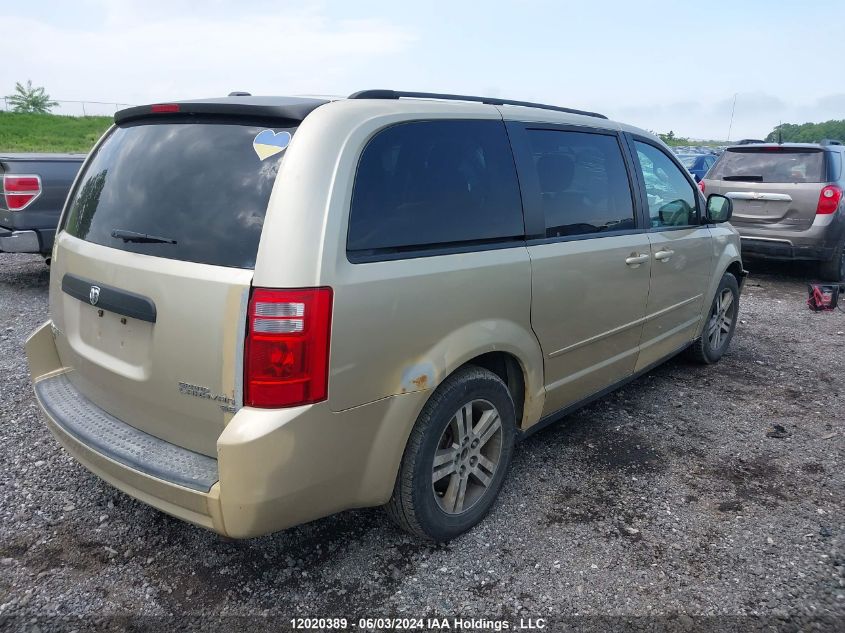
[{"left": 0, "top": 153, "right": 84, "bottom": 263}]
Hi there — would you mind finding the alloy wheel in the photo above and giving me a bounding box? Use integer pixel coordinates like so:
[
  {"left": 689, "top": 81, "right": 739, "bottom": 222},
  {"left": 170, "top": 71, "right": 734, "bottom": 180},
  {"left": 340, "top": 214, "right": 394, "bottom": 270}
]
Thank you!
[
  {"left": 706, "top": 288, "right": 735, "bottom": 351},
  {"left": 431, "top": 399, "right": 503, "bottom": 515}
]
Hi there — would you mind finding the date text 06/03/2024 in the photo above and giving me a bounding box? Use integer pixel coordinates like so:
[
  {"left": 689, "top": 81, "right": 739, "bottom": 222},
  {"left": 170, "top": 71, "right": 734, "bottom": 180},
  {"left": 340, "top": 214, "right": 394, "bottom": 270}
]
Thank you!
[{"left": 290, "top": 617, "right": 547, "bottom": 630}]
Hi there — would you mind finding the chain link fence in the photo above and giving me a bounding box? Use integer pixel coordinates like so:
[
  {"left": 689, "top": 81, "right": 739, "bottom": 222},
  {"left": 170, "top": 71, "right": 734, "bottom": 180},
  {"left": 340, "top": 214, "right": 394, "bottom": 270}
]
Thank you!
[{"left": 1, "top": 98, "right": 136, "bottom": 116}]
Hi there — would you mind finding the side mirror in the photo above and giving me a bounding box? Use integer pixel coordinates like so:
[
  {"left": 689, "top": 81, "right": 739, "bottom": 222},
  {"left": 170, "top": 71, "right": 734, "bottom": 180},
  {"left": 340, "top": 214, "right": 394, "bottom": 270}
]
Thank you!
[{"left": 706, "top": 194, "right": 732, "bottom": 223}]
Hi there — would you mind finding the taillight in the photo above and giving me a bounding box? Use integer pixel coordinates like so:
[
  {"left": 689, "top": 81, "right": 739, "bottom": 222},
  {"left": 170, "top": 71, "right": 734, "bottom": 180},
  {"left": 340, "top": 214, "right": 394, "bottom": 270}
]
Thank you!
[
  {"left": 816, "top": 185, "right": 842, "bottom": 215},
  {"left": 244, "top": 287, "right": 332, "bottom": 408},
  {"left": 698, "top": 180, "right": 706, "bottom": 194},
  {"left": 3, "top": 174, "right": 42, "bottom": 210}
]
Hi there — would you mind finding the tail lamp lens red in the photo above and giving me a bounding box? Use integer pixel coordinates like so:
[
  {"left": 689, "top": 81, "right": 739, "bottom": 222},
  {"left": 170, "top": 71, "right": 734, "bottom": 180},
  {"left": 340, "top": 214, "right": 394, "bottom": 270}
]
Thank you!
[
  {"left": 244, "top": 287, "right": 332, "bottom": 408},
  {"left": 3, "top": 175, "right": 42, "bottom": 210},
  {"left": 698, "top": 180, "right": 706, "bottom": 194},
  {"left": 816, "top": 185, "right": 842, "bottom": 215}
]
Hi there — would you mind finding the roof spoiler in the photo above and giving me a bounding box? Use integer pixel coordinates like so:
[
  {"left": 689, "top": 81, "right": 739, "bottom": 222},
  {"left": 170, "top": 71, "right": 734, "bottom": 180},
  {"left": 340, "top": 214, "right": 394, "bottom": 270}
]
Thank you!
[{"left": 114, "top": 99, "right": 323, "bottom": 125}]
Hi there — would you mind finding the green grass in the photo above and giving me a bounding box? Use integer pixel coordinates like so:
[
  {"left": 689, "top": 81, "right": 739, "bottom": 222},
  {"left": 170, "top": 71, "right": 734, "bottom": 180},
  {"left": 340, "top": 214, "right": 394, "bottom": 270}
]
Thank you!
[{"left": 0, "top": 112, "right": 112, "bottom": 153}]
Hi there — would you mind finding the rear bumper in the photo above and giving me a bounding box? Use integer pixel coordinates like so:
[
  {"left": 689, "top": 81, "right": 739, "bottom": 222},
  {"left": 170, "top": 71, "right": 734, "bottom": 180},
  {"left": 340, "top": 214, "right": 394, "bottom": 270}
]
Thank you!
[
  {"left": 38, "top": 387, "right": 224, "bottom": 532},
  {"left": 26, "top": 321, "right": 428, "bottom": 538},
  {"left": 739, "top": 237, "right": 834, "bottom": 261},
  {"left": 735, "top": 218, "right": 844, "bottom": 263},
  {"left": 0, "top": 227, "right": 55, "bottom": 254},
  {"left": 0, "top": 228, "right": 39, "bottom": 253},
  {"left": 35, "top": 374, "right": 219, "bottom": 492}
]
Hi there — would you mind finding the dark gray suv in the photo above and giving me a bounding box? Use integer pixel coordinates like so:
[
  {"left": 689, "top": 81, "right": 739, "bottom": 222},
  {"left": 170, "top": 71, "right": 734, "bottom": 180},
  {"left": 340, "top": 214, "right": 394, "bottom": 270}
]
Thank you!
[{"left": 702, "top": 141, "right": 845, "bottom": 280}]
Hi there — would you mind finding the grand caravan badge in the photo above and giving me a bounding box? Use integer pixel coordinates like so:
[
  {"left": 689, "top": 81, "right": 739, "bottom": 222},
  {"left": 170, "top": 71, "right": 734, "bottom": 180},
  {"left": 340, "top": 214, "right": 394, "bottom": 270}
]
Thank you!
[{"left": 178, "top": 382, "right": 238, "bottom": 413}]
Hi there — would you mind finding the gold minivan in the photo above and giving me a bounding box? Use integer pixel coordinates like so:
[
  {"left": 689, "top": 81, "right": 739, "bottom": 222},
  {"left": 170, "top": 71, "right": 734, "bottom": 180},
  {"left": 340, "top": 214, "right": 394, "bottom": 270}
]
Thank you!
[{"left": 26, "top": 90, "right": 744, "bottom": 541}]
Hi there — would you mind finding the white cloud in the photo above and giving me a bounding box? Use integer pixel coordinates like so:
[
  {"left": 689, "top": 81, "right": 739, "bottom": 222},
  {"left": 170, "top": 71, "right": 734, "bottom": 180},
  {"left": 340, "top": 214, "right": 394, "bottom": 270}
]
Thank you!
[{"left": 2, "top": 3, "right": 416, "bottom": 115}]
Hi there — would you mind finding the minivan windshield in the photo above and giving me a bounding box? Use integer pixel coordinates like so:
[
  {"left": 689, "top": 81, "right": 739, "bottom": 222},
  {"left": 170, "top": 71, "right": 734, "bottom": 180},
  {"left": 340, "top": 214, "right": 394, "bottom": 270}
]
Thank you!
[
  {"left": 710, "top": 148, "right": 824, "bottom": 184},
  {"left": 62, "top": 119, "right": 294, "bottom": 269}
]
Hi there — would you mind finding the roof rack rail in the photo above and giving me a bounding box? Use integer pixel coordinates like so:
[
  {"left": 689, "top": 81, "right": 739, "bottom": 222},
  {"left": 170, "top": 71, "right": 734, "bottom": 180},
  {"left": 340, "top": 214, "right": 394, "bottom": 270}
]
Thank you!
[
  {"left": 820, "top": 139, "right": 843, "bottom": 146},
  {"left": 348, "top": 89, "right": 608, "bottom": 120}
]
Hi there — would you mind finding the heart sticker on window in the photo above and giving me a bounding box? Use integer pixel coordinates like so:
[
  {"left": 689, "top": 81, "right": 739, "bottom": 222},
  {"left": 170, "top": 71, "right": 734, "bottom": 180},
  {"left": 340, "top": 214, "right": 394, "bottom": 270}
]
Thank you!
[{"left": 253, "top": 130, "right": 292, "bottom": 160}]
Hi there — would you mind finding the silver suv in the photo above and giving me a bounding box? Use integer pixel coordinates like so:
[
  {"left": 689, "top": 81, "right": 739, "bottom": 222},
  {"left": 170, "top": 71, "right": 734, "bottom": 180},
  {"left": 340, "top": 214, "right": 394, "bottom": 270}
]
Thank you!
[
  {"left": 27, "top": 90, "right": 744, "bottom": 541},
  {"left": 702, "top": 141, "right": 845, "bottom": 280}
]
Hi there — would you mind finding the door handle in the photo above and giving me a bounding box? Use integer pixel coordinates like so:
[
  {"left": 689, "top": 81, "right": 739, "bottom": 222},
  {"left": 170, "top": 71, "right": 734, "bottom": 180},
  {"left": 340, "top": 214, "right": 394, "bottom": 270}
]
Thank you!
[
  {"left": 625, "top": 253, "right": 650, "bottom": 267},
  {"left": 654, "top": 249, "right": 675, "bottom": 261}
]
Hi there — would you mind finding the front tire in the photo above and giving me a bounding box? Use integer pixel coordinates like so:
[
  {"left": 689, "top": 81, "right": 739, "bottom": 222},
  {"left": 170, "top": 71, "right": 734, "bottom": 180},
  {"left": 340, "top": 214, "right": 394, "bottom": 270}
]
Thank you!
[
  {"left": 687, "top": 272, "right": 739, "bottom": 364},
  {"left": 385, "top": 366, "right": 516, "bottom": 541}
]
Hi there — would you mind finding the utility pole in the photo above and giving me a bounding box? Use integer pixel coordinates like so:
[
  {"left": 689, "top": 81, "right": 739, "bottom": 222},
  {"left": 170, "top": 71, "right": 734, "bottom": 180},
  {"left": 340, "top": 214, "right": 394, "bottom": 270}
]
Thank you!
[{"left": 726, "top": 93, "right": 737, "bottom": 142}]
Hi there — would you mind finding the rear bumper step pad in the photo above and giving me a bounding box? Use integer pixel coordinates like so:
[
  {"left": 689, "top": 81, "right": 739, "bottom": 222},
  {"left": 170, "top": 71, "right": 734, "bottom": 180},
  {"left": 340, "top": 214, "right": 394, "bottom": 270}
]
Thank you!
[{"left": 34, "top": 373, "right": 218, "bottom": 492}]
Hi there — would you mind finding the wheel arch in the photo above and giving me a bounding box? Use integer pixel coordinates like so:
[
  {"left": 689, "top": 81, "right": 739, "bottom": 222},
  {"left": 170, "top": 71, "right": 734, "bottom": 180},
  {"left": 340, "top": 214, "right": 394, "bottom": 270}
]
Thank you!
[
  {"left": 725, "top": 259, "right": 746, "bottom": 285},
  {"left": 461, "top": 351, "right": 527, "bottom": 429},
  {"left": 396, "top": 321, "right": 545, "bottom": 431}
]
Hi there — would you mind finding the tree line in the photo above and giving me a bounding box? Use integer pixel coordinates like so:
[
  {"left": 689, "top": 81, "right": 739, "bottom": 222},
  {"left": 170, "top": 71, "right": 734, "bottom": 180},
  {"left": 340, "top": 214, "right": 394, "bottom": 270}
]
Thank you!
[{"left": 766, "top": 120, "right": 845, "bottom": 143}]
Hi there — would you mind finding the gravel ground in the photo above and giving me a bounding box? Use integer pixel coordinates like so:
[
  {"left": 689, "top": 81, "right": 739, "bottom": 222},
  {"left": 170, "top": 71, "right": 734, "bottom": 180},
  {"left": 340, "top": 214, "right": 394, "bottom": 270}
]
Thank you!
[{"left": 0, "top": 252, "right": 843, "bottom": 632}]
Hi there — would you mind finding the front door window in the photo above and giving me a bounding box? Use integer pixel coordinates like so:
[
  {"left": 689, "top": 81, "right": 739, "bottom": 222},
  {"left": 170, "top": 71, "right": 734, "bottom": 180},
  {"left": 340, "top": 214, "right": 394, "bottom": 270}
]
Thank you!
[{"left": 634, "top": 142, "right": 698, "bottom": 228}]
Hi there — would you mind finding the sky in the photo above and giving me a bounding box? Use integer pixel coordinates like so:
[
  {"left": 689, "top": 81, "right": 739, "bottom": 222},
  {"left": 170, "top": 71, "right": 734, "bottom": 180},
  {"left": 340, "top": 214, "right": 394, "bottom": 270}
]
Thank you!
[{"left": 3, "top": 0, "right": 843, "bottom": 140}]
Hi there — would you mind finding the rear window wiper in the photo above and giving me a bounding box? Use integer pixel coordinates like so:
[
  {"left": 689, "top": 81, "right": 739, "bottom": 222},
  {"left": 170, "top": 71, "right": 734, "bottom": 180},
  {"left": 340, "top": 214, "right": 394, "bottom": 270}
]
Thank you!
[
  {"left": 723, "top": 175, "right": 764, "bottom": 182},
  {"left": 111, "top": 229, "right": 177, "bottom": 244}
]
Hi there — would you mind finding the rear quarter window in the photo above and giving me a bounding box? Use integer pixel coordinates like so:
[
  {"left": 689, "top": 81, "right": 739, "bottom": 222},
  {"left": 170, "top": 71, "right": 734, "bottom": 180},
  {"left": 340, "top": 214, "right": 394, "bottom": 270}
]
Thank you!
[
  {"left": 62, "top": 119, "right": 293, "bottom": 269},
  {"left": 347, "top": 119, "right": 524, "bottom": 257}
]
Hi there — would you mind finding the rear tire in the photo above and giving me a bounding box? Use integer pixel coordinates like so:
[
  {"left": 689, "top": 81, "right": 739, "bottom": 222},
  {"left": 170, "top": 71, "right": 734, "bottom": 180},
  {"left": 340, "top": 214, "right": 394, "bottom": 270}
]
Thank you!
[
  {"left": 687, "top": 272, "right": 739, "bottom": 364},
  {"left": 385, "top": 366, "right": 516, "bottom": 541},
  {"left": 818, "top": 240, "right": 845, "bottom": 282}
]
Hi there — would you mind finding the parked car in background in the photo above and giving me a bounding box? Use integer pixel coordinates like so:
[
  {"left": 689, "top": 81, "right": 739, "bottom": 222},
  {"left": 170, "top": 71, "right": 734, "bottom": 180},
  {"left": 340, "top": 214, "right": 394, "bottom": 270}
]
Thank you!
[
  {"left": 0, "top": 153, "right": 84, "bottom": 263},
  {"left": 677, "top": 153, "right": 718, "bottom": 182},
  {"left": 702, "top": 140, "right": 845, "bottom": 280},
  {"left": 27, "top": 90, "right": 743, "bottom": 542}
]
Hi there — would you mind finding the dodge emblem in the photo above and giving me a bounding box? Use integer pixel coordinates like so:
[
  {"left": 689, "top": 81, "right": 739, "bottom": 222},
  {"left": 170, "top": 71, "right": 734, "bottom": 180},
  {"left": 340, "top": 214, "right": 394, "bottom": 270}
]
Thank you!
[{"left": 89, "top": 285, "right": 101, "bottom": 306}]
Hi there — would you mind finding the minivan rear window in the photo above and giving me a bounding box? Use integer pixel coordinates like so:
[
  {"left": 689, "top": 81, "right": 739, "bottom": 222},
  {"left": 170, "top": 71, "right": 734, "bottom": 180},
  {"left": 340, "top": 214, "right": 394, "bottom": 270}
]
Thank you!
[
  {"left": 710, "top": 148, "right": 824, "bottom": 183},
  {"left": 62, "top": 120, "right": 293, "bottom": 269}
]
